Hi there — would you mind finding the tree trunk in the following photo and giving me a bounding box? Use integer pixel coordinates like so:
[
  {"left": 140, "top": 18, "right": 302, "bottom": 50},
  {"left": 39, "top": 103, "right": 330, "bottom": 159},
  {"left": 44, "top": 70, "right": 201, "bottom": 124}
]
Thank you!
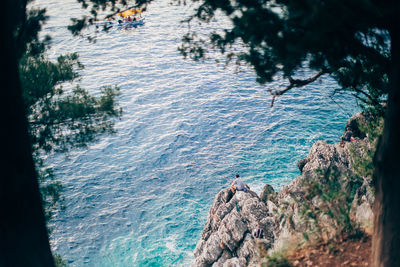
[
  {"left": 0, "top": 1, "right": 55, "bottom": 266},
  {"left": 372, "top": 28, "right": 400, "bottom": 267}
]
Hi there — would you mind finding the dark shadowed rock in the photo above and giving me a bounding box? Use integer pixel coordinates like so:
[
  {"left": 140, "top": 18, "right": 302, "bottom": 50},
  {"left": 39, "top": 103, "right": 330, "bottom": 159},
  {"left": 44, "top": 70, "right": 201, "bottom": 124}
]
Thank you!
[
  {"left": 297, "top": 158, "right": 308, "bottom": 172},
  {"left": 345, "top": 112, "right": 367, "bottom": 139},
  {"left": 260, "top": 184, "right": 276, "bottom": 204}
]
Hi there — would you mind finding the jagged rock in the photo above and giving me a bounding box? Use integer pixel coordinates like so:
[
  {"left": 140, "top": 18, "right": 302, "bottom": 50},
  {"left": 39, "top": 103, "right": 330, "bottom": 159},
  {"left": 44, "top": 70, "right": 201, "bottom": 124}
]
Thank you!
[
  {"left": 237, "top": 233, "right": 254, "bottom": 259},
  {"left": 192, "top": 187, "right": 274, "bottom": 267},
  {"left": 300, "top": 141, "right": 351, "bottom": 183},
  {"left": 222, "top": 257, "right": 247, "bottom": 267},
  {"left": 218, "top": 211, "right": 247, "bottom": 251},
  {"left": 212, "top": 251, "right": 232, "bottom": 267},
  {"left": 193, "top": 113, "right": 375, "bottom": 266},
  {"left": 350, "top": 178, "right": 374, "bottom": 235},
  {"left": 193, "top": 232, "right": 223, "bottom": 266},
  {"left": 272, "top": 114, "right": 374, "bottom": 252}
]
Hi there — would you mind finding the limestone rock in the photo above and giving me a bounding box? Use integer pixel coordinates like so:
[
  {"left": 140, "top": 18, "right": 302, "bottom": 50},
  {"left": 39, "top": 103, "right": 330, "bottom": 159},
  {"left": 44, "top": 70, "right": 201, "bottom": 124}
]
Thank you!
[
  {"left": 193, "top": 113, "right": 375, "bottom": 266},
  {"left": 192, "top": 186, "right": 274, "bottom": 266},
  {"left": 212, "top": 251, "right": 232, "bottom": 267},
  {"left": 350, "top": 178, "right": 374, "bottom": 235},
  {"left": 222, "top": 257, "right": 247, "bottom": 267},
  {"left": 272, "top": 113, "right": 374, "bottom": 252}
]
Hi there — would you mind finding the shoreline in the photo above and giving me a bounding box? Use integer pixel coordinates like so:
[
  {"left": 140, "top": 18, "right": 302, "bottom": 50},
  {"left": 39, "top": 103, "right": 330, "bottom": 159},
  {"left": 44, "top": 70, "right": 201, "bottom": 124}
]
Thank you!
[{"left": 192, "top": 112, "right": 375, "bottom": 266}]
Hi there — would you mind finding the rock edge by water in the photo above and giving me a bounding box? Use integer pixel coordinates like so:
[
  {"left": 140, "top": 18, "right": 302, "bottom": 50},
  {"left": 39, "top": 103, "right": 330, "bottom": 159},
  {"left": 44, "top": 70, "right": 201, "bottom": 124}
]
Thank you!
[{"left": 192, "top": 113, "right": 374, "bottom": 267}]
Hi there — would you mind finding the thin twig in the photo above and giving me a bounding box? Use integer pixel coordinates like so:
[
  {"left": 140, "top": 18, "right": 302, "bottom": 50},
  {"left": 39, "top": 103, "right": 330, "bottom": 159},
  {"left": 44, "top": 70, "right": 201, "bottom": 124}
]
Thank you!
[{"left": 268, "top": 70, "right": 329, "bottom": 107}]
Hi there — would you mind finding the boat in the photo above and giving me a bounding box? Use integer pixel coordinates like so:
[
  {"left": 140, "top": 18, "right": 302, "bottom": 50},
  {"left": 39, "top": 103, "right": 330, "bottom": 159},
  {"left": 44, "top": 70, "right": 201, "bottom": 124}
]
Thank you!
[
  {"left": 116, "top": 8, "right": 145, "bottom": 28},
  {"left": 97, "top": 8, "right": 145, "bottom": 30},
  {"left": 116, "top": 17, "right": 145, "bottom": 28}
]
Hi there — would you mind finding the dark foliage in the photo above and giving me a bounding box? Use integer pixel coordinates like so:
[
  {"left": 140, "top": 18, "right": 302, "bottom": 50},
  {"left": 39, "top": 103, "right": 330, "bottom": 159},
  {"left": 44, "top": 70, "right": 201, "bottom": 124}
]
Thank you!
[
  {"left": 69, "top": 0, "right": 393, "bottom": 115},
  {"left": 177, "top": 0, "right": 394, "bottom": 114},
  {"left": 17, "top": 4, "right": 122, "bottom": 226}
]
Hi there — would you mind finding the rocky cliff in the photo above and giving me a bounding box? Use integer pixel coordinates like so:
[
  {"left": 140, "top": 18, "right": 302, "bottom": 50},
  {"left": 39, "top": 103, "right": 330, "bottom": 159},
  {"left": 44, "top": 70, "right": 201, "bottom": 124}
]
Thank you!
[{"left": 192, "top": 113, "right": 375, "bottom": 267}]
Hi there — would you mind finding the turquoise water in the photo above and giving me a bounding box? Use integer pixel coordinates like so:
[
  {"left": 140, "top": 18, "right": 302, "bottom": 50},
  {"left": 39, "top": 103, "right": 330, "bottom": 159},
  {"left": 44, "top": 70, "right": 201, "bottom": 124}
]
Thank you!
[{"left": 33, "top": 0, "right": 359, "bottom": 266}]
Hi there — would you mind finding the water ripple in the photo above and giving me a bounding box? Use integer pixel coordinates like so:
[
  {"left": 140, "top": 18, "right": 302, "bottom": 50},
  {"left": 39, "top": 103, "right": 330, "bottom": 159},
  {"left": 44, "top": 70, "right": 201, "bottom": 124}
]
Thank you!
[{"left": 32, "top": 0, "right": 360, "bottom": 266}]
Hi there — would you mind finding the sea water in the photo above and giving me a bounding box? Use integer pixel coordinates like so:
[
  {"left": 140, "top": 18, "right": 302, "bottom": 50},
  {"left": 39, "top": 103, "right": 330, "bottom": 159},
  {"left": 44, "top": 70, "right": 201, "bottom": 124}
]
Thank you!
[{"left": 32, "top": 0, "right": 359, "bottom": 266}]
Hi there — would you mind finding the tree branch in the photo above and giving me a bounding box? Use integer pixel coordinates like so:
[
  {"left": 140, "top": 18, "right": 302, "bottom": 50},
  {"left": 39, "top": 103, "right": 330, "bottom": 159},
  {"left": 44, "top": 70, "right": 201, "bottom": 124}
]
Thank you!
[
  {"left": 268, "top": 70, "right": 329, "bottom": 107},
  {"left": 353, "top": 86, "right": 382, "bottom": 105}
]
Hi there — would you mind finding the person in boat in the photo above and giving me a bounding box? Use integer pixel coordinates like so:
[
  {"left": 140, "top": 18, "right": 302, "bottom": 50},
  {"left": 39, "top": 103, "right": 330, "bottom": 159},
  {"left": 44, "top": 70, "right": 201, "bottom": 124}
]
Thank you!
[
  {"left": 230, "top": 174, "right": 247, "bottom": 193},
  {"left": 340, "top": 126, "right": 354, "bottom": 146},
  {"left": 132, "top": 16, "right": 137, "bottom": 22}
]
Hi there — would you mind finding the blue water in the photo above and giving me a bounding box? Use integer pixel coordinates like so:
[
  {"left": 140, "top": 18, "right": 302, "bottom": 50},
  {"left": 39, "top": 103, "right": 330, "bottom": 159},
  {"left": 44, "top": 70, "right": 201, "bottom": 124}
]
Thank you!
[{"left": 32, "top": 0, "right": 359, "bottom": 266}]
